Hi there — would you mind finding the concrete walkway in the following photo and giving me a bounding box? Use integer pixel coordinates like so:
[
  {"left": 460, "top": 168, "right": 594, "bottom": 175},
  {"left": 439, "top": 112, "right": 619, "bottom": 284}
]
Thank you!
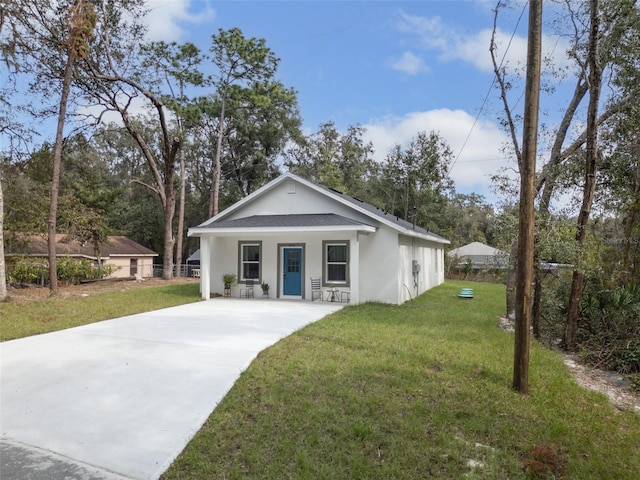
[{"left": 0, "top": 299, "right": 343, "bottom": 479}]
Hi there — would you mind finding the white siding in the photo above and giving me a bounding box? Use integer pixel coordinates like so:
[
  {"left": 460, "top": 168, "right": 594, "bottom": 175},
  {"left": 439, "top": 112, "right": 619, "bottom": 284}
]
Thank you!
[
  {"left": 359, "top": 227, "right": 399, "bottom": 304},
  {"left": 397, "top": 236, "right": 445, "bottom": 304},
  {"left": 229, "top": 179, "right": 375, "bottom": 225}
]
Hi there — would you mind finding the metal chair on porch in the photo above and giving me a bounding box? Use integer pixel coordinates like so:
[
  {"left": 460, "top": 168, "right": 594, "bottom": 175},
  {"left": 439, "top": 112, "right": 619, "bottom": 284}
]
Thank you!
[
  {"left": 310, "top": 277, "right": 322, "bottom": 301},
  {"left": 240, "top": 279, "right": 255, "bottom": 298}
]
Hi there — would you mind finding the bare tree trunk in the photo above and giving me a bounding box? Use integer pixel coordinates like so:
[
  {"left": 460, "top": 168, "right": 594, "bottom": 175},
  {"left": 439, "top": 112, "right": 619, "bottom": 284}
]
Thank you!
[
  {"left": 162, "top": 180, "right": 176, "bottom": 280},
  {"left": 48, "top": 50, "right": 76, "bottom": 293},
  {"left": 566, "top": 0, "right": 602, "bottom": 351},
  {"left": 506, "top": 237, "right": 518, "bottom": 319},
  {"left": 210, "top": 98, "right": 225, "bottom": 217},
  {"left": 0, "top": 177, "right": 7, "bottom": 301},
  {"left": 621, "top": 142, "right": 640, "bottom": 285},
  {"left": 175, "top": 144, "right": 186, "bottom": 278},
  {"left": 513, "top": 0, "right": 542, "bottom": 395}
]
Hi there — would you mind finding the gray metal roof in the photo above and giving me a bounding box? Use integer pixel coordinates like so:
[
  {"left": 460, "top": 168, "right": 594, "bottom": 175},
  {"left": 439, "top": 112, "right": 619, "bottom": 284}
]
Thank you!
[
  {"left": 201, "top": 213, "right": 373, "bottom": 229},
  {"left": 316, "top": 184, "right": 450, "bottom": 243}
]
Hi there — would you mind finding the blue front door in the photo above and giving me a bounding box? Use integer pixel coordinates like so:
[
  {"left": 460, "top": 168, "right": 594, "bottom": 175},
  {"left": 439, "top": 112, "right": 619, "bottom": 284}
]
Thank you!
[{"left": 283, "top": 247, "right": 302, "bottom": 296}]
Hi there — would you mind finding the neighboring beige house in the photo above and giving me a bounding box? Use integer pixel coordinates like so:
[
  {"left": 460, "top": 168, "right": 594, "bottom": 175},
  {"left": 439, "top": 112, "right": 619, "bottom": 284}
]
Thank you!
[
  {"left": 188, "top": 172, "right": 450, "bottom": 305},
  {"left": 4, "top": 234, "right": 158, "bottom": 278}
]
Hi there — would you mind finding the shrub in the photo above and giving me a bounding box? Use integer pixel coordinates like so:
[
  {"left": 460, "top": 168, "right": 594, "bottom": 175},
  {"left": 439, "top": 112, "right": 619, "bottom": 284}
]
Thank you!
[
  {"left": 540, "top": 274, "right": 640, "bottom": 374},
  {"left": 8, "top": 256, "right": 116, "bottom": 286},
  {"left": 7, "top": 257, "right": 48, "bottom": 285},
  {"left": 579, "top": 283, "right": 640, "bottom": 373}
]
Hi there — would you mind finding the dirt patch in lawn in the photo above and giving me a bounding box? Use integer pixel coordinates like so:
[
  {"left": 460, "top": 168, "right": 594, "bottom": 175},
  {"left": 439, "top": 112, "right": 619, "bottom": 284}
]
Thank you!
[{"left": 6, "top": 277, "right": 199, "bottom": 304}]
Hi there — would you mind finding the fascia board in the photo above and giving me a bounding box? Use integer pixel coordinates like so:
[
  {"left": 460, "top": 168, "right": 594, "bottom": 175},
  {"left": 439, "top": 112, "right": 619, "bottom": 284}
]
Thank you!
[
  {"left": 401, "top": 229, "right": 451, "bottom": 245},
  {"left": 189, "top": 224, "right": 377, "bottom": 236}
]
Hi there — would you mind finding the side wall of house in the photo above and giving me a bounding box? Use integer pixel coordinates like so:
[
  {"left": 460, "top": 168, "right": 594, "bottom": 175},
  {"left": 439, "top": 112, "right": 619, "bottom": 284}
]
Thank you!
[
  {"left": 398, "top": 236, "right": 445, "bottom": 304},
  {"left": 358, "top": 227, "right": 400, "bottom": 304}
]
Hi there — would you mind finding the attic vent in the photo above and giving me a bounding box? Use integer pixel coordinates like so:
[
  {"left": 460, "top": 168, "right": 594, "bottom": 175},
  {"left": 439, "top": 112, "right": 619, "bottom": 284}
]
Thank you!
[
  {"left": 352, "top": 196, "right": 364, "bottom": 203},
  {"left": 287, "top": 180, "right": 296, "bottom": 194},
  {"left": 328, "top": 187, "right": 344, "bottom": 195}
]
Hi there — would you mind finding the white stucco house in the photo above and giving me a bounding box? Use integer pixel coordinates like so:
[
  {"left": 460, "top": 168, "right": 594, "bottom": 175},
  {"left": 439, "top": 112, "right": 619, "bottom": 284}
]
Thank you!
[{"left": 188, "top": 172, "right": 450, "bottom": 305}]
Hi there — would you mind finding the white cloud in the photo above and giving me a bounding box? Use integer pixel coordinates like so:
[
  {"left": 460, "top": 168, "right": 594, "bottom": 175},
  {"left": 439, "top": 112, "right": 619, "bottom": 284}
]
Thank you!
[
  {"left": 396, "top": 12, "right": 572, "bottom": 75},
  {"left": 361, "top": 109, "right": 514, "bottom": 195},
  {"left": 144, "top": 0, "right": 215, "bottom": 42},
  {"left": 389, "top": 51, "right": 429, "bottom": 75}
]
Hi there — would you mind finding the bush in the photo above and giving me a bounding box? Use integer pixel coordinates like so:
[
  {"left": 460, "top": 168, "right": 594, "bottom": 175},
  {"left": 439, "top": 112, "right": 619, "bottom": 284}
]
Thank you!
[
  {"left": 539, "top": 274, "right": 640, "bottom": 374},
  {"left": 7, "top": 257, "right": 48, "bottom": 285},
  {"left": 579, "top": 283, "right": 640, "bottom": 373},
  {"left": 8, "top": 256, "right": 116, "bottom": 286}
]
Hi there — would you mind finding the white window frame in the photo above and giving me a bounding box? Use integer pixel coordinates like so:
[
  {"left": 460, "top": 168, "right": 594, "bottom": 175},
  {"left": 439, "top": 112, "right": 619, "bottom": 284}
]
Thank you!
[
  {"left": 323, "top": 240, "right": 349, "bottom": 286},
  {"left": 238, "top": 241, "right": 262, "bottom": 282}
]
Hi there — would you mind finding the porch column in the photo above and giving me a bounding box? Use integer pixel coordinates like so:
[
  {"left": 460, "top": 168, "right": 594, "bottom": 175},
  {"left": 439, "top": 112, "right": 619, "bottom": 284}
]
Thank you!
[
  {"left": 200, "top": 236, "right": 211, "bottom": 300},
  {"left": 349, "top": 233, "right": 359, "bottom": 304}
]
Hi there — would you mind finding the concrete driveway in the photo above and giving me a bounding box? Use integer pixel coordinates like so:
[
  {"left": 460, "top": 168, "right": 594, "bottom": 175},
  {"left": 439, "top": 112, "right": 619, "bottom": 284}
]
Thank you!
[{"left": 0, "top": 298, "right": 343, "bottom": 480}]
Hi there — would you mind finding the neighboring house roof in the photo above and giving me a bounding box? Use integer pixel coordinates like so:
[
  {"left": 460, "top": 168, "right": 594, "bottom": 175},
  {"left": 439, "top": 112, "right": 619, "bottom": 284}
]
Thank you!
[
  {"left": 186, "top": 250, "right": 200, "bottom": 263},
  {"left": 448, "top": 242, "right": 506, "bottom": 258},
  {"left": 5, "top": 234, "right": 158, "bottom": 259},
  {"left": 448, "top": 241, "right": 509, "bottom": 269},
  {"left": 190, "top": 172, "right": 449, "bottom": 245}
]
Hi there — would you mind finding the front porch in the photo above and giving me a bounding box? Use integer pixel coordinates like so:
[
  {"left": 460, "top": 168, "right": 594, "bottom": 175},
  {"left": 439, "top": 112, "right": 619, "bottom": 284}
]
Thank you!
[{"left": 196, "top": 227, "right": 369, "bottom": 303}]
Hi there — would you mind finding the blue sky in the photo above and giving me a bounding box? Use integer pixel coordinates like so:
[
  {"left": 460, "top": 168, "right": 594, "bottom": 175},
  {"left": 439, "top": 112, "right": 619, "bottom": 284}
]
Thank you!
[
  {"left": 142, "top": 0, "right": 554, "bottom": 202},
  {"left": 6, "top": 1, "right": 579, "bottom": 204}
]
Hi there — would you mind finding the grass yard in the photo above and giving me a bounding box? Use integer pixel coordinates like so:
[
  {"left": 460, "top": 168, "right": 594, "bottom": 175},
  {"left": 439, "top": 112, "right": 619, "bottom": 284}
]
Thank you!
[
  {"left": 0, "top": 281, "right": 201, "bottom": 341},
  {"left": 162, "top": 280, "right": 640, "bottom": 479}
]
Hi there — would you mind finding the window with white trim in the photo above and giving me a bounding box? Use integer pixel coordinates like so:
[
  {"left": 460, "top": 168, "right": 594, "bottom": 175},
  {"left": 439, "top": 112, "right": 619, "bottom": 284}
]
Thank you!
[
  {"left": 239, "top": 241, "right": 261, "bottom": 281},
  {"left": 323, "top": 241, "right": 349, "bottom": 285}
]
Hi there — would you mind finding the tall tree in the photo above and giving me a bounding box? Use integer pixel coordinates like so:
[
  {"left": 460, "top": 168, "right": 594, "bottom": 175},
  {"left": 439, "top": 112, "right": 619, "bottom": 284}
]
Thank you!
[
  {"left": 207, "top": 27, "right": 280, "bottom": 216},
  {"left": 491, "top": 0, "right": 638, "bottom": 341},
  {"left": 221, "top": 80, "right": 300, "bottom": 197},
  {"left": 565, "top": 0, "right": 603, "bottom": 350},
  {"left": 2, "top": 0, "right": 97, "bottom": 291},
  {"left": 285, "top": 122, "right": 375, "bottom": 199},
  {"left": 0, "top": 171, "right": 6, "bottom": 301},
  {"left": 74, "top": 6, "right": 204, "bottom": 279},
  {"left": 375, "top": 131, "right": 454, "bottom": 232},
  {"left": 46, "top": 1, "right": 97, "bottom": 291},
  {"left": 142, "top": 41, "right": 205, "bottom": 277}
]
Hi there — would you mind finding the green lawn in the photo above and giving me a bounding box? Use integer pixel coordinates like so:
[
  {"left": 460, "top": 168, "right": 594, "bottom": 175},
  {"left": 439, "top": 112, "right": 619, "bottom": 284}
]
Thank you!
[
  {"left": 0, "top": 282, "right": 201, "bottom": 341},
  {"left": 2, "top": 280, "right": 638, "bottom": 478},
  {"left": 162, "top": 280, "right": 640, "bottom": 479}
]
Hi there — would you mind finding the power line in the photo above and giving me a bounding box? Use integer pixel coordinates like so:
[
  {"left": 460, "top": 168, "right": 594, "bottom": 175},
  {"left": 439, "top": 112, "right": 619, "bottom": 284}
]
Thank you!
[{"left": 448, "top": 2, "right": 529, "bottom": 175}]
